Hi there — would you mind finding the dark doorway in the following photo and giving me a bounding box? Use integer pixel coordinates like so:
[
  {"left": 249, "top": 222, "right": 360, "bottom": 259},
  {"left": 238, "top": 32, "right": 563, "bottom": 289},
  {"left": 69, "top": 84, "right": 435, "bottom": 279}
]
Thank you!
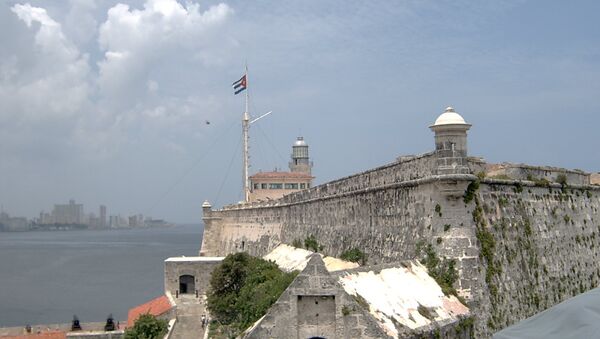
[{"left": 179, "top": 275, "right": 195, "bottom": 294}]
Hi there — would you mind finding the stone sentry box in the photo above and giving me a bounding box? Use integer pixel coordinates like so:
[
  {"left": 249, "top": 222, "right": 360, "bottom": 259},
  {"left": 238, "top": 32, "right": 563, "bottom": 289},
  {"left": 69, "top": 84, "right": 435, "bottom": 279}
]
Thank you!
[{"left": 164, "top": 257, "right": 224, "bottom": 298}]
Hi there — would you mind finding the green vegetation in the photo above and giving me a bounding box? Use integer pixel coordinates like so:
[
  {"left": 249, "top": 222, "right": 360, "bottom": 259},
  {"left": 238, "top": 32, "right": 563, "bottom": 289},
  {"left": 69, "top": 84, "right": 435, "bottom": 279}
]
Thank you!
[
  {"left": 436, "top": 237, "right": 443, "bottom": 244},
  {"left": 304, "top": 234, "right": 323, "bottom": 252},
  {"left": 435, "top": 204, "right": 442, "bottom": 217},
  {"left": 207, "top": 252, "right": 298, "bottom": 336},
  {"left": 340, "top": 248, "right": 367, "bottom": 264},
  {"left": 444, "top": 224, "right": 451, "bottom": 232},
  {"left": 418, "top": 243, "right": 459, "bottom": 297},
  {"left": 556, "top": 173, "right": 568, "bottom": 187},
  {"left": 498, "top": 196, "right": 508, "bottom": 207},
  {"left": 527, "top": 174, "right": 550, "bottom": 187},
  {"left": 587, "top": 190, "right": 593, "bottom": 199},
  {"left": 417, "top": 304, "right": 433, "bottom": 320},
  {"left": 124, "top": 314, "right": 168, "bottom": 339},
  {"left": 476, "top": 171, "right": 486, "bottom": 180},
  {"left": 342, "top": 305, "right": 351, "bottom": 316},
  {"left": 524, "top": 219, "right": 532, "bottom": 237},
  {"left": 291, "top": 238, "right": 303, "bottom": 248},
  {"left": 514, "top": 182, "right": 524, "bottom": 193},
  {"left": 463, "top": 180, "right": 480, "bottom": 204}
]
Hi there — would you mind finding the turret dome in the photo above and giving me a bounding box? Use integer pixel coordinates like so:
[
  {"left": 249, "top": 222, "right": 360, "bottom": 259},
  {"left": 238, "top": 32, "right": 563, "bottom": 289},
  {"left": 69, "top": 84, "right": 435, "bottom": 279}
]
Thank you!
[{"left": 431, "top": 107, "right": 468, "bottom": 127}]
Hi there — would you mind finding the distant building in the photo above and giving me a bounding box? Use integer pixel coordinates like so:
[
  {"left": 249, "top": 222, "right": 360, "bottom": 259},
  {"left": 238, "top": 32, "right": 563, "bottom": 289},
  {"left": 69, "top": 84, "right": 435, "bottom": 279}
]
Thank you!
[
  {"left": 0, "top": 212, "right": 29, "bottom": 231},
  {"left": 52, "top": 200, "right": 84, "bottom": 225},
  {"left": 248, "top": 137, "right": 314, "bottom": 202},
  {"left": 99, "top": 205, "right": 107, "bottom": 228}
]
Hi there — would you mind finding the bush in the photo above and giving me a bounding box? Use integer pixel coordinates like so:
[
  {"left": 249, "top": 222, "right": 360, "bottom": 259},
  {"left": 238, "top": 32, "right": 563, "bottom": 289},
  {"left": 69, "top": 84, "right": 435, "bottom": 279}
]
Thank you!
[
  {"left": 463, "top": 180, "right": 480, "bottom": 204},
  {"left": 304, "top": 234, "right": 322, "bottom": 252},
  {"left": 207, "top": 252, "right": 297, "bottom": 336},
  {"left": 435, "top": 204, "right": 442, "bottom": 217},
  {"left": 340, "top": 248, "right": 367, "bottom": 264},
  {"left": 124, "top": 314, "right": 168, "bottom": 339},
  {"left": 291, "top": 239, "right": 303, "bottom": 248},
  {"left": 556, "top": 173, "right": 568, "bottom": 187},
  {"left": 418, "top": 243, "right": 459, "bottom": 297}
]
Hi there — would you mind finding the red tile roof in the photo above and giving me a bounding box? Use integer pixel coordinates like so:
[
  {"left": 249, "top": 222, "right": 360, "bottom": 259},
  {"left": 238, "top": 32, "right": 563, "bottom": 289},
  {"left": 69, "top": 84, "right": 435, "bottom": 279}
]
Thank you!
[
  {"left": 250, "top": 171, "right": 313, "bottom": 180},
  {"left": 127, "top": 295, "right": 173, "bottom": 327},
  {"left": 1, "top": 331, "right": 66, "bottom": 339}
]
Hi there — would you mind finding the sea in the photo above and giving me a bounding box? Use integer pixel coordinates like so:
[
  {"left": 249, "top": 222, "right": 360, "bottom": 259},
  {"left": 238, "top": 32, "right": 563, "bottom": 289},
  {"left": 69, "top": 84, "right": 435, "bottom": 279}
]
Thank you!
[{"left": 0, "top": 224, "right": 203, "bottom": 327}]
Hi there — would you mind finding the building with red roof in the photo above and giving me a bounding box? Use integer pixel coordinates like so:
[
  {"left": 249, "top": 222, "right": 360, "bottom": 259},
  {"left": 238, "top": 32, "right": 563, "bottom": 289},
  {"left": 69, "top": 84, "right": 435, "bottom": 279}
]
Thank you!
[{"left": 126, "top": 295, "right": 174, "bottom": 328}]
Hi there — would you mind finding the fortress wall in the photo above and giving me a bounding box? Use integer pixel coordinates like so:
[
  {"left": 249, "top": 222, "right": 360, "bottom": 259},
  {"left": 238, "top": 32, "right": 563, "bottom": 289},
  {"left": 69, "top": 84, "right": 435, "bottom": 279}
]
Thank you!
[
  {"left": 202, "top": 161, "right": 600, "bottom": 337},
  {"left": 225, "top": 152, "right": 437, "bottom": 209},
  {"left": 203, "top": 173, "right": 482, "bottom": 299},
  {"left": 486, "top": 163, "right": 590, "bottom": 185},
  {"left": 470, "top": 181, "right": 600, "bottom": 336}
]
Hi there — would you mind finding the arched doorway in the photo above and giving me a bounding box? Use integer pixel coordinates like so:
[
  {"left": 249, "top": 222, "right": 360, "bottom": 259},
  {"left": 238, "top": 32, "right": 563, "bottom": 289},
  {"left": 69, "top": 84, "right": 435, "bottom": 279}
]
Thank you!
[{"left": 179, "top": 275, "right": 195, "bottom": 294}]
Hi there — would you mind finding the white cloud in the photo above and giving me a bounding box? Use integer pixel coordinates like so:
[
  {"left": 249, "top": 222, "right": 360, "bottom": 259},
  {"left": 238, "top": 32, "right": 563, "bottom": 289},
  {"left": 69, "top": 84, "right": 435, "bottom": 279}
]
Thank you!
[
  {"left": 97, "top": 0, "right": 232, "bottom": 110},
  {"left": 5, "top": 3, "right": 90, "bottom": 122}
]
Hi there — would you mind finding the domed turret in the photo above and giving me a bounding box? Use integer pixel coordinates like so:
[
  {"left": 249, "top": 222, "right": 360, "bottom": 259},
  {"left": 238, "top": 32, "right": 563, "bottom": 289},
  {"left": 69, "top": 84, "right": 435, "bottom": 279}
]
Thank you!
[
  {"left": 430, "top": 106, "right": 471, "bottom": 175},
  {"left": 431, "top": 107, "right": 469, "bottom": 126}
]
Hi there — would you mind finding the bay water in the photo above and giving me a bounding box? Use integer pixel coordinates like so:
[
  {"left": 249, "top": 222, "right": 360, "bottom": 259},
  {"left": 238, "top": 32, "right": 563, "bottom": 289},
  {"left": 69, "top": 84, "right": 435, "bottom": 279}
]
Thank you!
[{"left": 0, "top": 224, "right": 203, "bottom": 327}]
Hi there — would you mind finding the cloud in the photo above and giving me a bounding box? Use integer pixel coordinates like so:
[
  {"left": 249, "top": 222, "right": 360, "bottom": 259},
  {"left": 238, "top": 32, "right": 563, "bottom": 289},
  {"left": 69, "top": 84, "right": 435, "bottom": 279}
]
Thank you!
[
  {"left": 97, "top": 0, "right": 232, "bottom": 110},
  {"left": 6, "top": 3, "right": 90, "bottom": 123}
]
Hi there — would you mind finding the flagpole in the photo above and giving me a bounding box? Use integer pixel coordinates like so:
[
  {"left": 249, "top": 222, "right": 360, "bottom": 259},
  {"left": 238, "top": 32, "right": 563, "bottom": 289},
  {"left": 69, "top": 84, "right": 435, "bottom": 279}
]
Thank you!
[{"left": 242, "top": 65, "right": 250, "bottom": 202}]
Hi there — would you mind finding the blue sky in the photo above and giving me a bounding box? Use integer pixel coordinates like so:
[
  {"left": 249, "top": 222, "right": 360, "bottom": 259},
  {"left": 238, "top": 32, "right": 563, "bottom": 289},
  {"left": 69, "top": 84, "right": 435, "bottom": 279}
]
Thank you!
[{"left": 0, "top": 0, "right": 599, "bottom": 222}]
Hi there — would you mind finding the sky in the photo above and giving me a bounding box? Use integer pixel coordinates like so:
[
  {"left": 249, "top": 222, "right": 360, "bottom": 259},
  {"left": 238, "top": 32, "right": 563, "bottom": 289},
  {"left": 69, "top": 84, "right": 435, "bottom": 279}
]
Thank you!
[{"left": 0, "top": 0, "right": 599, "bottom": 223}]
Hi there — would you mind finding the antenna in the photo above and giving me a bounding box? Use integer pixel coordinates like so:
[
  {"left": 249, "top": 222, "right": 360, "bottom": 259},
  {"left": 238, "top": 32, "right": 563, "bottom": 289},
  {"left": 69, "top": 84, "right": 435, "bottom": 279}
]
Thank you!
[{"left": 240, "top": 67, "right": 274, "bottom": 203}]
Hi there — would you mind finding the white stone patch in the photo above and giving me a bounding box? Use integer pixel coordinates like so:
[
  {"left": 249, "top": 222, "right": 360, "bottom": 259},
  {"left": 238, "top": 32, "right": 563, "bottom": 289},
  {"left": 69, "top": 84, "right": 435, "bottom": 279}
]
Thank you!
[
  {"left": 263, "top": 244, "right": 359, "bottom": 272},
  {"left": 338, "top": 261, "right": 469, "bottom": 338}
]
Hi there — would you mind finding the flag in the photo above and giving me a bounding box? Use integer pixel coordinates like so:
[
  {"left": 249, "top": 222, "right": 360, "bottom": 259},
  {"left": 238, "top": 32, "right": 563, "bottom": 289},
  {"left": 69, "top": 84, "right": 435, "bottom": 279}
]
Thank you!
[{"left": 232, "top": 75, "right": 247, "bottom": 95}]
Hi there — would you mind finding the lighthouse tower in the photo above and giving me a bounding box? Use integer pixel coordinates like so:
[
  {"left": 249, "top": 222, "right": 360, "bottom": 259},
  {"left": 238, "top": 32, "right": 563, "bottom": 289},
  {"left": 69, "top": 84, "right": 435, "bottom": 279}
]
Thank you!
[
  {"left": 429, "top": 107, "right": 471, "bottom": 175},
  {"left": 289, "top": 137, "right": 312, "bottom": 175}
]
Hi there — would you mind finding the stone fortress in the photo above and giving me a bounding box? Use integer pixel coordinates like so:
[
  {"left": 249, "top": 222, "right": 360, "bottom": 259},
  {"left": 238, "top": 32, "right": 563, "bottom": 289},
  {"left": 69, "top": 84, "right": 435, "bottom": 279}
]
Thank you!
[{"left": 198, "top": 106, "right": 600, "bottom": 337}]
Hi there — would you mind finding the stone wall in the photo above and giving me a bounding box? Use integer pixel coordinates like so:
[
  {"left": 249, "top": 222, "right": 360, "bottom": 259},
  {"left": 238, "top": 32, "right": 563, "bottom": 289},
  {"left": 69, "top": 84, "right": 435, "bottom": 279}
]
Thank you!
[
  {"left": 201, "top": 154, "right": 600, "bottom": 337},
  {"left": 486, "top": 163, "right": 590, "bottom": 185},
  {"left": 468, "top": 179, "right": 600, "bottom": 336},
  {"left": 164, "top": 257, "right": 223, "bottom": 299}
]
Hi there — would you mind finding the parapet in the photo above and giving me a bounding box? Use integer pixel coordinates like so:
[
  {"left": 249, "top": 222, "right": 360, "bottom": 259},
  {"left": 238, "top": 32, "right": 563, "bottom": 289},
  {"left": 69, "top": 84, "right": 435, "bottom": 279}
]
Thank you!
[{"left": 485, "top": 162, "right": 591, "bottom": 186}]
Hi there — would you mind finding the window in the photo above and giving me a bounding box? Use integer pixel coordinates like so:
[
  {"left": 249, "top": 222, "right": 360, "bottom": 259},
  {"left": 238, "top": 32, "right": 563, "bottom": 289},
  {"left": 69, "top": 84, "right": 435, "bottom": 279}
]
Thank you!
[
  {"left": 269, "top": 183, "right": 283, "bottom": 189},
  {"left": 261, "top": 183, "right": 267, "bottom": 189},
  {"left": 253, "top": 183, "right": 259, "bottom": 189},
  {"left": 285, "top": 183, "right": 299, "bottom": 189},
  {"left": 300, "top": 183, "right": 306, "bottom": 189}
]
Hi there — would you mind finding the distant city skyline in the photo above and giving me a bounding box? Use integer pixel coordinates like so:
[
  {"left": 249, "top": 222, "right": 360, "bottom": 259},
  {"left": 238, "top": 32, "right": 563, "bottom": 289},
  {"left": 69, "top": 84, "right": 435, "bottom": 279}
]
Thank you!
[{"left": 1, "top": 0, "right": 599, "bottom": 222}]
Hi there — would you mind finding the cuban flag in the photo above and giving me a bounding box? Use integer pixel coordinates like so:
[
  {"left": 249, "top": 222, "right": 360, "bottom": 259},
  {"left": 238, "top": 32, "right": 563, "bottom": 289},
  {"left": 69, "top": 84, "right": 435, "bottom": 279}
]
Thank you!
[{"left": 232, "top": 75, "right": 247, "bottom": 95}]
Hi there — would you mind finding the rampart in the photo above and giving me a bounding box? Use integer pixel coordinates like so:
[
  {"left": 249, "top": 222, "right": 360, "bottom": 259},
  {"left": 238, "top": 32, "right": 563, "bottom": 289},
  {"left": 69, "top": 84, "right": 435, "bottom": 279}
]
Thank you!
[{"left": 200, "top": 109, "right": 600, "bottom": 337}]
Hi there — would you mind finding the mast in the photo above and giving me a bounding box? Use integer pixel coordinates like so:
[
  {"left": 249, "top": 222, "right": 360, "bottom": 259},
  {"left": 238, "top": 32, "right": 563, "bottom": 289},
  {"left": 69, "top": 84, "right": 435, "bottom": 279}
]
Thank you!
[{"left": 242, "top": 66, "right": 250, "bottom": 202}]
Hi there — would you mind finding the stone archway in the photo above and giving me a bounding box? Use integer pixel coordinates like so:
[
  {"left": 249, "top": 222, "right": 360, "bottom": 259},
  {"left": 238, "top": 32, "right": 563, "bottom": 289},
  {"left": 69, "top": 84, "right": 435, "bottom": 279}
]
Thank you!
[{"left": 179, "top": 274, "right": 195, "bottom": 294}]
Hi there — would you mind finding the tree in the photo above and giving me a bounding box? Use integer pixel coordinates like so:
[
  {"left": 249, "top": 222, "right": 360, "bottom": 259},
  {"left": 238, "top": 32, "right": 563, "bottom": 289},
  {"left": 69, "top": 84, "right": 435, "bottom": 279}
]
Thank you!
[
  {"left": 340, "top": 248, "right": 367, "bottom": 264},
  {"left": 124, "top": 314, "right": 168, "bottom": 339},
  {"left": 207, "top": 252, "right": 297, "bottom": 336}
]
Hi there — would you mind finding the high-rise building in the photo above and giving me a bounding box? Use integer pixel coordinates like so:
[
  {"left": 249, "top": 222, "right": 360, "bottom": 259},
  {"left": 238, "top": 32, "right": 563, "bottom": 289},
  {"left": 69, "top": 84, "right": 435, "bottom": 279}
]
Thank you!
[
  {"left": 52, "top": 199, "right": 84, "bottom": 224},
  {"left": 100, "top": 205, "right": 107, "bottom": 228}
]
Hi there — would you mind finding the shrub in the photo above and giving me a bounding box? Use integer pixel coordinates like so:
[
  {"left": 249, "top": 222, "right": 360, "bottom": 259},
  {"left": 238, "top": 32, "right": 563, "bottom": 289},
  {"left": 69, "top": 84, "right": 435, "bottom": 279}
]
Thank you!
[
  {"left": 304, "top": 234, "right": 322, "bottom": 252},
  {"left": 556, "top": 173, "right": 568, "bottom": 187},
  {"left": 340, "top": 248, "right": 367, "bottom": 264},
  {"left": 444, "top": 224, "right": 451, "bottom": 232},
  {"left": 418, "top": 243, "right": 459, "bottom": 297},
  {"left": 464, "top": 180, "right": 480, "bottom": 204},
  {"left": 291, "top": 239, "right": 303, "bottom": 248},
  {"left": 435, "top": 204, "right": 442, "bottom": 217},
  {"left": 124, "top": 314, "right": 168, "bottom": 339},
  {"left": 207, "top": 252, "right": 297, "bottom": 335}
]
